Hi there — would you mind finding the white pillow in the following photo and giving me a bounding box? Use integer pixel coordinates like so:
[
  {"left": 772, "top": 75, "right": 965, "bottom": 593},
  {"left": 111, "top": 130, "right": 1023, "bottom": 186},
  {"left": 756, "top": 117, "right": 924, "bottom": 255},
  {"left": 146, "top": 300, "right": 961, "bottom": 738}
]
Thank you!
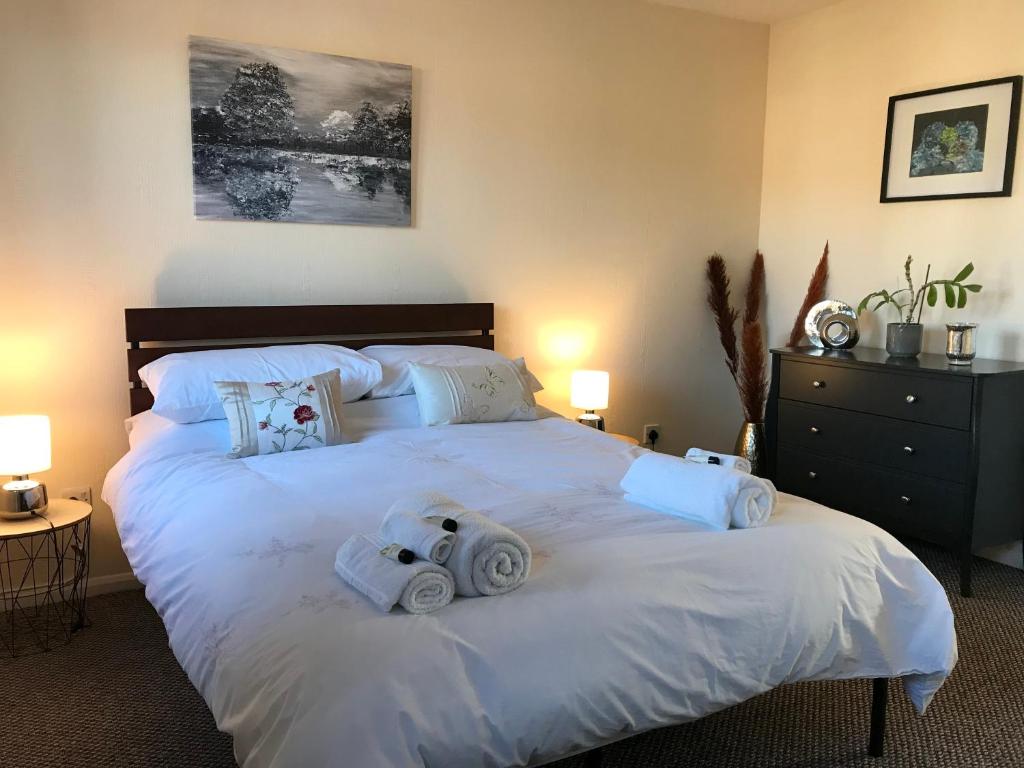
[
  {"left": 360, "top": 345, "right": 543, "bottom": 399},
  {"left": 139, "top": 344, "right": 382, "bottom": 423},
  {"left": 409, "top": 361, "right": 538, "bottom": 426}
]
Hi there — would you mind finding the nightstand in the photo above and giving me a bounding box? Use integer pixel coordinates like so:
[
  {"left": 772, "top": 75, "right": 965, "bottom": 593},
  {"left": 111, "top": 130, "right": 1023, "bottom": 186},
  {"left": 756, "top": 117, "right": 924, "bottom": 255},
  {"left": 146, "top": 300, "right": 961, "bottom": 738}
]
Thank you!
[
  {"left": 608, "top": 433, "right": 640, "bottom": 446},
  {"left": 0, "top": 498, "right": 91, "bottom": 656}
]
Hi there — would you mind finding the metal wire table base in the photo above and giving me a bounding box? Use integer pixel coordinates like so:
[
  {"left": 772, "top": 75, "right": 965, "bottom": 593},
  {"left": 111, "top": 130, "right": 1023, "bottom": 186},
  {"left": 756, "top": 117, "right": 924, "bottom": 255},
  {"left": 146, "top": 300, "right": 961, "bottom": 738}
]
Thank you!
[{"left": 0, "top": 517, "right": 91, "bottom": 657}]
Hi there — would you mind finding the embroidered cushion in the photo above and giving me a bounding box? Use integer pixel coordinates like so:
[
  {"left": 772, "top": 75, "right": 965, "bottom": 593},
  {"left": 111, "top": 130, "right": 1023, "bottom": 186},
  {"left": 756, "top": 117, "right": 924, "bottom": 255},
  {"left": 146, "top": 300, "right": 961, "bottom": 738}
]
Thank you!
[
  {"left": 214, "top": 369, "right": 346, "bottom": 458},
  {"left": 359, "top": 344, "right": 543, "bottom": 399},
  {"left": 409, "top": 361, "right": 538, "bottom": 427}
]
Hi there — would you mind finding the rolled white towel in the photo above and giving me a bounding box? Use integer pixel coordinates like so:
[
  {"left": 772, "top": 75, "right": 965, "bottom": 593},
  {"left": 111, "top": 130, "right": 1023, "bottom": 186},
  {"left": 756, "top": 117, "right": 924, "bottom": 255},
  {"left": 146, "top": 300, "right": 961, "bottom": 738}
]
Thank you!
[
  {"left": 620, "top": 452, "right": 777, "bottom": 529},
  {"left": 380, "top": 506, "right": 454, "bottom": 564},
  {"left": 393, "top": 491, "right": 531, "bottom": 597},
  {"left": 684, "top": 447, "right": 751, "bottom": 473},
  {"left": 335, "top": 534, "right": 455, "bottom": 614}
]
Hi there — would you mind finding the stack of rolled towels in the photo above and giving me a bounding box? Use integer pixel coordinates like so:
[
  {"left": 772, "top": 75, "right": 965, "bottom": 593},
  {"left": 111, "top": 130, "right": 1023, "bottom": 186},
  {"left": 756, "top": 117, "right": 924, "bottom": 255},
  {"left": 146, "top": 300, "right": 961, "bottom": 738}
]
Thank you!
[
  {"left": 620, "top": 448, "right": 778, "bottom": 530},
  {"left": 335, "top": 492, "right": 532, "bottom": 615}
]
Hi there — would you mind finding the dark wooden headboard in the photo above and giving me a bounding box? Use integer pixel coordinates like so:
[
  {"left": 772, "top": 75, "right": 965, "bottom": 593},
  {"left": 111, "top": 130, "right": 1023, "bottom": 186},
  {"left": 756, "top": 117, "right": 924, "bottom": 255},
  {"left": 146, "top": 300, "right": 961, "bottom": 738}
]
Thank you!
[{"left": 125, "top": 303, "right": 495, "bottom": 415}]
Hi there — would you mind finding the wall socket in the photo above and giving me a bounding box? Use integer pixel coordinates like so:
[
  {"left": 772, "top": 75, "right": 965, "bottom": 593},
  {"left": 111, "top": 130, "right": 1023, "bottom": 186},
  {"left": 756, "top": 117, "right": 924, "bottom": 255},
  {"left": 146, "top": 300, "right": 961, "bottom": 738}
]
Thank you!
[
  {"left": 61, "top": 486, "right": 93, "bottom": 506},
  {"left": 641, "top": 424, "right": 661, "bottom": 447}
]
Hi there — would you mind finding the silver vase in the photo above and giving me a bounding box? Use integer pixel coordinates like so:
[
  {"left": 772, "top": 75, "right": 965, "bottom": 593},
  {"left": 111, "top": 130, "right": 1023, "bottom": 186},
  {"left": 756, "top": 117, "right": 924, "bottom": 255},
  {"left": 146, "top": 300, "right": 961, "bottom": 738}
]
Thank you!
[
  {"left": 945, "top": 323, "right": 977, "bottom": 365},
  {"left": 734, "top": 421, "right": 766, "bottom": 477}
]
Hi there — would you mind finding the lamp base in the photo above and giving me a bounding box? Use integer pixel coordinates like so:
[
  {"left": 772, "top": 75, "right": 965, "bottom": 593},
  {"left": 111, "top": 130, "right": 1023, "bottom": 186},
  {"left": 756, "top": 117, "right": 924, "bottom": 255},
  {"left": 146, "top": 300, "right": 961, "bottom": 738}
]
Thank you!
[
  {"left": 576, "top": 411, "right": 606, "bottom": 431},
  {"left": 1, "top": 478, "right": 48, "bottom": 520}
]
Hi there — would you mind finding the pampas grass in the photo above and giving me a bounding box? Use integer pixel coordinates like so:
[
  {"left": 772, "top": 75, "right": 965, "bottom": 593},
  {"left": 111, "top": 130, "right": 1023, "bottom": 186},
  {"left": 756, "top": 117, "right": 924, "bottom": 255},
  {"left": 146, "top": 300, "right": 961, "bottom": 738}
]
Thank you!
[
  {"left": 706, "top": 251, "right": 768, "bottom": 423},
  {"left": 739, "top": 320, "right": 767, "bottom": 422},
  {"left": 787, "top": 241, "right": 830, "bottom": 347},
  {"left": 739, "top": 252, "right": 767, "bottom": 422},
  {"left": 706, "top": 254, "right": 739, "bottom": 381}
]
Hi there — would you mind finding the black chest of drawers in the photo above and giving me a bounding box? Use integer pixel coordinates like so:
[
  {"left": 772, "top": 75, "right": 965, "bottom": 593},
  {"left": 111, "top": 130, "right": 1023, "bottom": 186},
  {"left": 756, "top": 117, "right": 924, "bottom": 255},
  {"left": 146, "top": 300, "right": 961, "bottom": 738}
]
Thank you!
[{"left": 766, "top": 346, "right": 1024, "bottom": 596}]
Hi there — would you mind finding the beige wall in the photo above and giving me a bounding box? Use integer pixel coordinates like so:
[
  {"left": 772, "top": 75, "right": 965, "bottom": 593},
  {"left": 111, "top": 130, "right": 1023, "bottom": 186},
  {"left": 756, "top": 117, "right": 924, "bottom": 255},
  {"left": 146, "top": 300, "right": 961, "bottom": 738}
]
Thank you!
[
  {"left": 1, "top": 0, "right": 769, "bottom": 578},
  {"left": 759, "top": 0, "right": 1024, "bottom": 565}
]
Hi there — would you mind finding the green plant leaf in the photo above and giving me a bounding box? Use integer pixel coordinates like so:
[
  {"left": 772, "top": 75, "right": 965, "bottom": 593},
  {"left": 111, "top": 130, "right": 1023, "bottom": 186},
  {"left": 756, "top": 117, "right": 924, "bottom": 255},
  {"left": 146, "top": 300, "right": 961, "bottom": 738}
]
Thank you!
[
  {"left": 953, "top": 262, "right": 974, "bottom": 283},
  {"left": 963, "top": 284, "right": 982, "bottom": 292},
  {"left": 858, "top": 291, "right": 884, "bottom": 313},
  {"left": 957, "top": 286, "right": 967, "bottom": 308},
  {"left": 873, "top": 298, "right": 890, "bottom": 311},
  {"left": 944, "top": 283, "right": 956, "bottom": 307},
  {"left": 927, "top": 284, "right": 937, "bottom": 307}
]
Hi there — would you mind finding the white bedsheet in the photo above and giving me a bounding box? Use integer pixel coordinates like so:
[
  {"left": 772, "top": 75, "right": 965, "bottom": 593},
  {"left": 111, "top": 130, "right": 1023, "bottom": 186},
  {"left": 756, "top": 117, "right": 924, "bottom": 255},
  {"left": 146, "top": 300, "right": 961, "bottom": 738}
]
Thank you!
[{"left": 103, "top": 397, "right": 957, "bottom": 768}]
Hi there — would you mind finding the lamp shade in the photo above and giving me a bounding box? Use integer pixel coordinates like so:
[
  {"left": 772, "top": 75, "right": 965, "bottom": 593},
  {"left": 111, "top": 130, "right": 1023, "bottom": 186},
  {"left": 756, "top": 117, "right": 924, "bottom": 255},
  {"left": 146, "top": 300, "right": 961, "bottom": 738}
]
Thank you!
[
  {"left": 570, "top": 370, "right": 609, "bottom": 410},
  {"left": 0, "top": 415, "right": 52, "bottom": 476}
]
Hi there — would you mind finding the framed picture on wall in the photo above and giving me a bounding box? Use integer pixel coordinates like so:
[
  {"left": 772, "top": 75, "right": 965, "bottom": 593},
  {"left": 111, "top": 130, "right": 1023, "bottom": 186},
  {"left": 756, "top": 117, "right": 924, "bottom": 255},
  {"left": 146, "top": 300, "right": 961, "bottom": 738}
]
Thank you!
[
  {"left": 189, "top": 36, "right": 412, "bottom": 226},
  {"left": 880, "top": 75, "right": 1022, "bottom": 203}
]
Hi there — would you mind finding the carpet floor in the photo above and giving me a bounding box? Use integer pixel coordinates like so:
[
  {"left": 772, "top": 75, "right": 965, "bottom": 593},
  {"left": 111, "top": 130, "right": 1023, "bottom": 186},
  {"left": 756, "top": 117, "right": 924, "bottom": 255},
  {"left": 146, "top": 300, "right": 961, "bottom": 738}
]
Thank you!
[{"left": 2, "top": 541, "right": 1022, "bottom": 767}]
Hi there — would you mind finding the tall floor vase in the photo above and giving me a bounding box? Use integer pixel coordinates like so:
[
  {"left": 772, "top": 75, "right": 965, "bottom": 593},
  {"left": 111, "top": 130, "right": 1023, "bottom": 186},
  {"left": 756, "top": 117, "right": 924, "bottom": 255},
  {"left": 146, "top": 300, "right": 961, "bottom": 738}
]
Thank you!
[{"left": 734, "top": 421, "right": 766, "bottom": 477}]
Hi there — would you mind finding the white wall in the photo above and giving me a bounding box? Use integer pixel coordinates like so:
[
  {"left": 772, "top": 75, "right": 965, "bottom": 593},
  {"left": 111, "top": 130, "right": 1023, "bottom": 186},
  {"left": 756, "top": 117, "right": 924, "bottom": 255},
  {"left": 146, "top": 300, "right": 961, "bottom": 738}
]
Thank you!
[
  {"left": 759, "top": 0, "right": 1024, "bottom": 567},
  {"left": 0, "top": 0, "right": 769, "bottom": 578}
]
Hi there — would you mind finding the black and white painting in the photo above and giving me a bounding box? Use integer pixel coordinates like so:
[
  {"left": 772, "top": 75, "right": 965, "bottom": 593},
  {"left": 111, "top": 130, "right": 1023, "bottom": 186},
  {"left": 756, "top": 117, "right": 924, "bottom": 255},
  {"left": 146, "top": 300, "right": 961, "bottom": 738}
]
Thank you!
[
  {"left": 189, "top": 36, "right": 412, "bottom": 226},
  {"left": 881, "top": 76, "right": 1021, "bottom": 202}
]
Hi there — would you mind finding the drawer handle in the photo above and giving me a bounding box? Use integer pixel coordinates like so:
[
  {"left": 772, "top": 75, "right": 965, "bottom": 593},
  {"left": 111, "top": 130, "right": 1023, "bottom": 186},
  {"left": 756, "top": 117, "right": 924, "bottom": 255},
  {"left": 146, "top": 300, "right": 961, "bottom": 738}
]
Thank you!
[
  {"left": 899, "top": 495, "right": 911, "bottom": 505},
  {"left": 905, "top": 394, "right": 917, "bottom": 403},
  {"left": 903, "top": 445, "right": 915, "bottom": 455},
  {"left": 809, "top": 426, "right": 820, "bottom": 434},
  {"left": 808, "top": 471, "right": 817, "bottom": 479},
  {"left": 812, "top": 380, "right": 825, "bottom": 389}
]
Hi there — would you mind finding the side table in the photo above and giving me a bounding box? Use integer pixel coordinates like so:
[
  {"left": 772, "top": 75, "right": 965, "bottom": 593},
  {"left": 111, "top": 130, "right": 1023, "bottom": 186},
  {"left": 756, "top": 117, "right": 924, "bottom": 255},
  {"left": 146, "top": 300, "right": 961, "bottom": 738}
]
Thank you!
[{"left": 0, "top": 498, "right": 91, "bottom": 656}]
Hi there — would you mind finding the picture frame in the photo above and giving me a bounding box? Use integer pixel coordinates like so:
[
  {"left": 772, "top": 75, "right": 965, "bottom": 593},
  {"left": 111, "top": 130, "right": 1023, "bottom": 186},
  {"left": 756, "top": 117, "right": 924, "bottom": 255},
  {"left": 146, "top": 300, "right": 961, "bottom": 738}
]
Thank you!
[
  {"left": 880, "top": 75, "right": 1022, "bottom": 203},
  {"left": 189, "top": 36, "right": 412, "bottom": 226}
]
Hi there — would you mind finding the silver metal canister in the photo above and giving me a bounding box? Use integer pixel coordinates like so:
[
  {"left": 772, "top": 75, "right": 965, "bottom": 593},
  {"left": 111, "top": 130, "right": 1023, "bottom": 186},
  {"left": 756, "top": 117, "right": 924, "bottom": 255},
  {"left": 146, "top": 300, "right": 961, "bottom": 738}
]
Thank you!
[{"left": 945, "top": 323, "right": 977, "bottom": 365}]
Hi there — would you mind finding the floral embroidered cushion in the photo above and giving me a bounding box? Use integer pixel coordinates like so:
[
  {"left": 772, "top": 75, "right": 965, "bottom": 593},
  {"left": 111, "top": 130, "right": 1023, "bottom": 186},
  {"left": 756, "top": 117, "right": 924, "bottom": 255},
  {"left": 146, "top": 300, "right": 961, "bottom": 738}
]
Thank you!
[
  {"left": 408, "top": 361, "right": 538, "bottom": 427},
  {"left": 214, "top": 369, "right": 346, "bottom": 458},
  {"left": 360, "top": 344, "right": 544, "bottom": 399}
]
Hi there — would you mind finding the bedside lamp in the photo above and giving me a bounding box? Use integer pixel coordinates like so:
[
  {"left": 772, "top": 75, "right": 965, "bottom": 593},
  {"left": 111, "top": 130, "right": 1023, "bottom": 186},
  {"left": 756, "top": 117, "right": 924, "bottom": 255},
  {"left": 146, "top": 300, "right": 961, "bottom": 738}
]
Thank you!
[
  {"left": 571, "top": 370, "right": 609, "bottom": 431},
  {"left": 0, "top": 415, "right": 51, "bottom": 519}
]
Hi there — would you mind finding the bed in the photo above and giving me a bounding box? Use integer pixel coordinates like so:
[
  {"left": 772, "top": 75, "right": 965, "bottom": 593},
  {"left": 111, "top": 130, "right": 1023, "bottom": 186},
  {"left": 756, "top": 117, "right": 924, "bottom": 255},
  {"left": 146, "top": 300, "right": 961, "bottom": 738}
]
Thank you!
[{"left": 103, "top": 303, "right": 957, "bottom": 768}]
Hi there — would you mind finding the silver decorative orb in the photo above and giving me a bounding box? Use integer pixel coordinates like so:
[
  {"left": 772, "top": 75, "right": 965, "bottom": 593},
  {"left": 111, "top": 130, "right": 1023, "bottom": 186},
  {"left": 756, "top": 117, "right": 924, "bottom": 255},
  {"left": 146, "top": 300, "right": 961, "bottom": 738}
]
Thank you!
[{"left": 804, "top": 299, "right": 859, "bottom": 350}]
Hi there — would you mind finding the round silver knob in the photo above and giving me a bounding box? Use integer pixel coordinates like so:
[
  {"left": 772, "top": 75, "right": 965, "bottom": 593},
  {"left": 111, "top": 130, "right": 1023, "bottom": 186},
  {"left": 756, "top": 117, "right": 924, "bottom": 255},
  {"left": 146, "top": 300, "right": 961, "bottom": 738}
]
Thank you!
[
  {"left": 812, "top": 380, "right": 825, "bottom": 389},
  {"left": 810, "top": 426, "right": 820, "bottom": 434},
  {"left": 808, "top": 471, "right": 817, "bottom": 479},
  {"left": 906, "top": 394, "right": 917, "bottom": 403},
  {"left": 903, "top": 445, "right": 915, "bottom": 455},
  {"left": 899, "top": 495, "right": 911, "bottom": 505}
]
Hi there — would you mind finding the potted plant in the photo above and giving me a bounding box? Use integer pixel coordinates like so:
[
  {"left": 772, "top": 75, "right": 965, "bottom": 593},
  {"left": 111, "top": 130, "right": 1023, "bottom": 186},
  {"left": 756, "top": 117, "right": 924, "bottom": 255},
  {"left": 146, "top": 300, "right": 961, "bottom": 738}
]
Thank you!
[{"left": 858, "top": 256, "right": 981, "bottom": 358}]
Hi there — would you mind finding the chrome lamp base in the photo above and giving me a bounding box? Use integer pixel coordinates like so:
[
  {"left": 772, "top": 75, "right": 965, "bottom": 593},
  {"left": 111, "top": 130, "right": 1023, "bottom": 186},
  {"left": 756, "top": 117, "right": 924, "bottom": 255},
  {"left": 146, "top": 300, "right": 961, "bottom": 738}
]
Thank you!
[
  {"left": 1, "top": 477, "right": 48, "bottom": 520},
  {"left": 576, "top": 411, "right": 605, "bottom": 431}
]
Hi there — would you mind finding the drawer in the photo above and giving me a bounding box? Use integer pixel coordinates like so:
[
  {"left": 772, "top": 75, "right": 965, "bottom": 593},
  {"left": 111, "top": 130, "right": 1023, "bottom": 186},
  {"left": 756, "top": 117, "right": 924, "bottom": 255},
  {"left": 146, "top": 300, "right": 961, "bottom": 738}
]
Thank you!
[
  {"left": 776, "top": 446, "right": 861, "bottom": 511},
  {"left": 777, "top": 400, "right": 971, "bottom": 482},
  {"left": 779, "top": 359, "right": 973, "bottom": 430},
  {"left": 776, "top": 446, "right": 966, "bottom": 547},
  {"left": 866, "top": 466, "right": 967, "bottom": 544}
]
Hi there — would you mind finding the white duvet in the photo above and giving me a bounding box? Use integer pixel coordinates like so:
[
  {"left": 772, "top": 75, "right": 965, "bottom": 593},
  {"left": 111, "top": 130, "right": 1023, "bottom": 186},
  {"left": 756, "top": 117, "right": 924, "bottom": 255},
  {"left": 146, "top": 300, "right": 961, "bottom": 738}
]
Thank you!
[{"left": 103, "top": 396, "right": 957, "bottom": 768}]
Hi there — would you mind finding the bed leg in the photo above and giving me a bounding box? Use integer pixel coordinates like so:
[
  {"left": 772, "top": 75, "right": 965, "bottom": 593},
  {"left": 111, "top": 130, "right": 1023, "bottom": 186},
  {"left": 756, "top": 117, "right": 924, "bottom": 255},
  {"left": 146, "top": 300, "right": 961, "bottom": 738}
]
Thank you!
[
  {"left": 581, "top": 747, "right": 604, "bottom": 767},
  {"left": 868, "top": 677, "right": 889, "bottom": 758}
]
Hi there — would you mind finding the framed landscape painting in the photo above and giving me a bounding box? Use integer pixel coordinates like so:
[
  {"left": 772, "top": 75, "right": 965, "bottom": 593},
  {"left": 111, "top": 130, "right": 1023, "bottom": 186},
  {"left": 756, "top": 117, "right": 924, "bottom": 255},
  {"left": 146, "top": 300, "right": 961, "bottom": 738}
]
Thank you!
[
  {"left": 189, "top": 36, "right": 412, "bottom": 226},
  {"left": 880, "top": 76, "right": 1022, "bottom": 203}
]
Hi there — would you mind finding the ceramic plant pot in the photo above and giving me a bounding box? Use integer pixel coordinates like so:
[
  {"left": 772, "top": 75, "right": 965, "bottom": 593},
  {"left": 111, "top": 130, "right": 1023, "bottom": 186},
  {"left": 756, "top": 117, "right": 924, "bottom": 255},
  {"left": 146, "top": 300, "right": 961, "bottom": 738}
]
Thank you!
[{"left": 885, "top": 323, "right": 923, "bottom": 358}]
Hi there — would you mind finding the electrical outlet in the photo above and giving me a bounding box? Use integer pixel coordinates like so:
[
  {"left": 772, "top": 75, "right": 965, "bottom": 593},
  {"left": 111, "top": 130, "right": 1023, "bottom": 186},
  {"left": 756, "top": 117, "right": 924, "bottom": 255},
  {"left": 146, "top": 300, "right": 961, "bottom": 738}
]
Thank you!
[
  {"left": 641, "top": 423, "right": 661, "bottom": 447},
  {"left": 61, "top": 486, "right": 92, "bottom": 506}
]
